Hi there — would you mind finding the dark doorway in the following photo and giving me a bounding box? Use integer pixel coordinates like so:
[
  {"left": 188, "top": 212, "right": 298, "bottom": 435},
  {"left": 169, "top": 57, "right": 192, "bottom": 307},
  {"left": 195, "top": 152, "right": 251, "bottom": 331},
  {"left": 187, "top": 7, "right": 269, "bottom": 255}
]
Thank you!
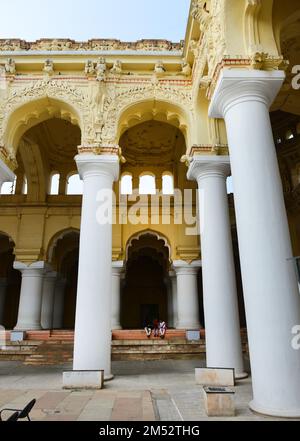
[
  {"left": 121, "top": 232, "right": 170, "bottom": 329},
  {"left": 141, "top": 304, "right": 159, "bottom": 328}
]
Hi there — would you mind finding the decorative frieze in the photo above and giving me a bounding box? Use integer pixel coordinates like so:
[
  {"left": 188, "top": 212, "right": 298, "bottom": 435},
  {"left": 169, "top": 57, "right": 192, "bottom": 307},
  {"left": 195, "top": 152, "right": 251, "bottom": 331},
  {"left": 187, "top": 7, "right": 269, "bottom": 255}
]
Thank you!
[
  {"left": 0, "top": 38, "right": 183, "bottom": 53},
  {"left": 190, "top": 144, "right": 229, "bottom": 156}
]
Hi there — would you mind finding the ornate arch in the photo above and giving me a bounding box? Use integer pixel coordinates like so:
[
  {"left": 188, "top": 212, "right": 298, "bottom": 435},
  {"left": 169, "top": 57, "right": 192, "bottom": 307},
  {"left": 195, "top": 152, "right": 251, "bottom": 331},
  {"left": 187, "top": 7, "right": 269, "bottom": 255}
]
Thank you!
[
  {"left": 0, "top": 80, "right": 92, "bottom": 156},
  {"left": 0, "top": 231, "right": 15, "bottom": 250},
  {"left": 101, "top": 83, "right": 194, "bottom": 147},
  {"left": 47, "top": 227, "right": 80, "bottom": 263},
  {"left": 125, "top": 229, "right": 172, "bottom": 263}
]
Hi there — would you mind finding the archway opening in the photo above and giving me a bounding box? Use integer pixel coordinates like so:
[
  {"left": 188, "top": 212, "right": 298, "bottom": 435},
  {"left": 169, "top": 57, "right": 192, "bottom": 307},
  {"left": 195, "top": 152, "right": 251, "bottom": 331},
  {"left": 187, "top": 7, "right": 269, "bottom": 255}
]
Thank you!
[
  {"left": 48, "top": 229, "right": 79, "bottom": 329},
  {"left": 122, "top": 232, "right": 170, "bottom": 329},
  {"left": 0, "top": 233, "right": 20, "bottom": 328}
]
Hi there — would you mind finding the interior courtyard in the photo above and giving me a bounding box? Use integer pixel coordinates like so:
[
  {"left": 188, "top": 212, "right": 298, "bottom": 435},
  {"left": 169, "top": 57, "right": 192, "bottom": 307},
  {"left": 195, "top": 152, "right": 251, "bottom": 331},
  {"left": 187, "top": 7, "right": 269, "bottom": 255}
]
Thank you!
[{"left": 0, "top": 0, "right": 300, "bottom": 421}]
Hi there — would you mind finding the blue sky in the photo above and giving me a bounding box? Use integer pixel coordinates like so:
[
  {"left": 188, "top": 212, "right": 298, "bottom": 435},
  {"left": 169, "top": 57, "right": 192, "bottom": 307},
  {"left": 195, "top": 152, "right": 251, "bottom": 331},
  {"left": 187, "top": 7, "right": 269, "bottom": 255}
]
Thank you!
[{"left": 0, "top": 0, "right": 191, "bottom": 42}]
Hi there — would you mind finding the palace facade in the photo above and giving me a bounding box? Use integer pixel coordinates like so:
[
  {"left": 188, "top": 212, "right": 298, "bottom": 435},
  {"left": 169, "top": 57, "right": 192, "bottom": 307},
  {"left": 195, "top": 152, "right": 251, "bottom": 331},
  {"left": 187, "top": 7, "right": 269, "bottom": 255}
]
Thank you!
[{"left": 0, "top": 0, "right": 300, "bottom": 417}]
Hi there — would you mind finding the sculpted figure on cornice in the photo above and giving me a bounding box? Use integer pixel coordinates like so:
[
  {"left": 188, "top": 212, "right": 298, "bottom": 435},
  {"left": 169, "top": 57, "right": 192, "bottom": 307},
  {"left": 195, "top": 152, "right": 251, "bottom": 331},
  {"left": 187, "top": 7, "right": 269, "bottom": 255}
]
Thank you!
[
  {"left": 180, "top": 59, "right": 192, "bottom": 77},
  {"left": 96, "top": 58, "right": 107, "bottom": 80},
  {"left": 4, "top": 58, "right": 16, "bottom": 75},
  {"left": 85, "top": 60, "right": 96, "bottom": 76},
  {"left": 43, "top": 59, "right": 54, "bottom": 76},
  {"left": 110, "top": 60, "right": 122, "bottom": 74}
]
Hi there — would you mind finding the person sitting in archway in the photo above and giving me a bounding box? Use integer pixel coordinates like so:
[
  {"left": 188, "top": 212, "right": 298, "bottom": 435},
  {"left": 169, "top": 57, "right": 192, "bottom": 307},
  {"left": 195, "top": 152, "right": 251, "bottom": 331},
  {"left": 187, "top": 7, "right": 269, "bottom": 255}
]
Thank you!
[
  {"left": 143, "top": 317, "right": 152, "bottom": 339},
  {"left": 153, "top": 318, "right": 159, "bottom": 337},
  {"left": 159, "top": 320, "right": 167, "bottom": 339}
]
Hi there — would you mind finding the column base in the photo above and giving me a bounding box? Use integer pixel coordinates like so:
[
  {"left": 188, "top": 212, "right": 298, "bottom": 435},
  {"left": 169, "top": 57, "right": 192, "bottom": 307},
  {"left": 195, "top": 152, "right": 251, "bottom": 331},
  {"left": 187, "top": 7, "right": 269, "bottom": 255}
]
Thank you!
[
  {"left": 249, "top": 400, "right": 300, "bottom": 418},
  {"left": 104, "top": 374, "right": 114, "bottom": 382},
  {"left": 63, "top": 371, "right": 104, "bottom": 390},
  {"left": 235, "top": 371, "right": 248, "bottom": 380}
]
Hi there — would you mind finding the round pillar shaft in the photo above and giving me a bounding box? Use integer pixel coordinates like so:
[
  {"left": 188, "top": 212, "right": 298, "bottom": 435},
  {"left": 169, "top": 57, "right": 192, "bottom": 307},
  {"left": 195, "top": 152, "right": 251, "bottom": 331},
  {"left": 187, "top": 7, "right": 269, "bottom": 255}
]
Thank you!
[
  {"left": 209, "top": 69, "right": 300, "bottom": 417},
  {"left": 173, "top": 261, "right": 201, "bottom": 329},
  {"left": 111, "top": 262, "right": 123, "bottom": 330},
  {"left": 14, "top": 262, "right": 46, "bottom": 331},
  {"left": 169, "top": 271, "right": 178, "bottom": 329},
  {"left": 52, "top": 277, "right": 67, "bottom": 329},
  {"left": 73, "top": 154, "right": 119, "bottom": 380},
  {"left": 41, "top": 272, "right": 57, "bottom": 330},
  {"left": 188, "top": 157, "right": 246, "bottom": 379}
]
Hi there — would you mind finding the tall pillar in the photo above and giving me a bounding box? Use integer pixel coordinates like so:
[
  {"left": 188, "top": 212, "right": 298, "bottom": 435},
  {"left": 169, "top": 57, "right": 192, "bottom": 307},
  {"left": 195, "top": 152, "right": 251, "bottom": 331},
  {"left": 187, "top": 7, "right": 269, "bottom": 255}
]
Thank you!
[
  {"left": 14, "top": 262, "right": 46, "bottom": 331},
  {"left": 209, "top": 69, "right": 300, "bottom": 417},
  {"left": 68, "top": 154, "right": 119, "bottom": 385},
  {"left": 52, "top": 277, "right": 67, "bottom": 329},
  {"left": 188, "top": 157, "right": 246, "bottom": 379},
  {"left": 111, "top": 261, "right": 123, "bottom": 330},
  {"left": 164, "top": 276, "right": 174, "bottom": 328},
  {"left": 173, "top": 261, "right": 201, "bottom": 329},
  {"left": 169, "top": 271, "right": 178, "bottom": 328},
  {"left": 0, "top": 159, "right": 15, "bottom": 193},
  {"left": 41, "top": 271, "right": 57, "bottom": 330},
  {"left": 0, "top": 278, "right": 7, "bottom": 325}
]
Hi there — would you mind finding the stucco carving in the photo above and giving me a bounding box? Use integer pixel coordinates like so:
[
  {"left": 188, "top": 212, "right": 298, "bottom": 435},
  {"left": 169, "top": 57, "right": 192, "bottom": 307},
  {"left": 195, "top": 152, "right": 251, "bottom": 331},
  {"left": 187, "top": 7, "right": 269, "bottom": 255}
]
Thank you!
[
  {"left": 99, "top": 83, "right": 193, "bottom": 146},
  {"left": 0, "top": 38, "right": 183, "bottom": 53},
  {"left": 0, "top": 80, "right": 92, "bottom": 154}
]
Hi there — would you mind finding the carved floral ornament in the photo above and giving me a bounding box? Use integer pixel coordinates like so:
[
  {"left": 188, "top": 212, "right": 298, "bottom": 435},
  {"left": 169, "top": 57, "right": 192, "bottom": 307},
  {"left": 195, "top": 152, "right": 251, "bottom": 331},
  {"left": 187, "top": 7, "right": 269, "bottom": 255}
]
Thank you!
[
  {"left": 0, "top": 75, "right": 194, "bottom": 164},
  {"left": 99, "top": 83, "right": 193, "bottom": 147},
  {"left": 0, "top": 39, "right": 183, "bottom": 53},
  {"left": 0, "top": 80, "right": 91, "bottom": 158}
]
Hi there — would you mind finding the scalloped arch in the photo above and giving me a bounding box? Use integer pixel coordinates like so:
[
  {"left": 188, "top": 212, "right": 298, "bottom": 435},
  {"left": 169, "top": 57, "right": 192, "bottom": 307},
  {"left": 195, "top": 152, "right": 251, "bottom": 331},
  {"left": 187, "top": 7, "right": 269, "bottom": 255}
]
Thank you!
[
  {"left": 47, "top": 227, "right": 80, "bottom": 263},
  {"left": 125, "top": 229, "right": 172, "bottom": 262},
  {"left": 1, "top": 80, "right": 89, "bottom": 155},
  {"left": 102, "top": 84, "right": 193, "bottom": 147}
]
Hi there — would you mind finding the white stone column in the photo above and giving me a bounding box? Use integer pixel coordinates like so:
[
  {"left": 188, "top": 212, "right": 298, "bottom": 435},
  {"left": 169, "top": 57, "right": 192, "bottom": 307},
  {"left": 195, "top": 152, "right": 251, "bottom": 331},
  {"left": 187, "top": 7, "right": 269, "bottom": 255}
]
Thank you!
[
  {"left": 41, "top": 271, "right": 57, "bottom": 330},
  {"left": 0, "top": 278, "right": 7, "bottom": 325},
  {"left": 111, "top": 261, "right": 123, "bottom": 330},
  {"left": 169, "top": 271, "right": 178, "bottom": 329},
  {"left": 68, "top": 154, "right": 119, "bottom": 386},
  {"left": 188, "top": 157, "right": 246, "bottom": 379},
  {"left": 14, "top": 262, "right": 46, "bottom": 331},
  {"left": 52, "top": 277, "right": 67, "bottom": 329},
  {"left": 0, "top": 159, "right": 15, "bottom": 194},
  {"left": 209, "top": 69, "right": 300, "bottom": 417},
  {"left": 164, "top": 277, "right": 174, "bottom": 328},
  {"left": 173, "top": 261, "right": 201, "bottom": 329}
]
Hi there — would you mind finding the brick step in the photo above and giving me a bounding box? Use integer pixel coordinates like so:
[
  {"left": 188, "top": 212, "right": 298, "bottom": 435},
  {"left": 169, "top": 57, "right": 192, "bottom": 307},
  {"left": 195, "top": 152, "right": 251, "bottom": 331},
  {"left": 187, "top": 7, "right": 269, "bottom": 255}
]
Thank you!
[
  {"left": 112, "top": 330, "right": 202, "bottom": 340},
  {"left": 2, "top": 329, "right": 249, "bottom": 364}
]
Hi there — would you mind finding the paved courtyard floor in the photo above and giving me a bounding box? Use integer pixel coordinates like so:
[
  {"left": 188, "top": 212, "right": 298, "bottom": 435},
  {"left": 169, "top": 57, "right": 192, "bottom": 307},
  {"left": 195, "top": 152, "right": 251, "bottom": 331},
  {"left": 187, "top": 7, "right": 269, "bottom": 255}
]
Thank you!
[{"left": 0, "top": 360, "right": 296, "bottom": 421}]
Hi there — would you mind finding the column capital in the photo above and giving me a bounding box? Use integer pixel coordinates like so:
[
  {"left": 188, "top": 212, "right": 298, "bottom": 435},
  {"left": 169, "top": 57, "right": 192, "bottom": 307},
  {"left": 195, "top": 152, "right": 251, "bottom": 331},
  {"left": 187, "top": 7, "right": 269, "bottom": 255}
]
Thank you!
[
  {"left": 209, "top": 69, "right": 285, "bottom": 119},
  {"left": 75, "top": 154, "right": 119, "bottom": 182},
  {"left": 112, "top": 261, "right": 124, "bottom": 276},
  {"left": 187, "top": 155, "right": 231, "bottom": 182},
  {"left": 13, "top": 261, "right": 49, "bottom": 277},
  {"left": 173, "top": 260, "right": 202, "bottom": 276}
]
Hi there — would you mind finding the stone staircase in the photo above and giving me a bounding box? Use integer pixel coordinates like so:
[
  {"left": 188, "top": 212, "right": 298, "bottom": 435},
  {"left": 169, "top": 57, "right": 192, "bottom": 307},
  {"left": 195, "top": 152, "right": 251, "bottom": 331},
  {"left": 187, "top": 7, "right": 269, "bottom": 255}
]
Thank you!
[
  {"left": 23, "top": 340, "right": 73, "bottom": 366},
  {"left": 0, "top": 330, "right": 74, "bottom": 365},
  {"left": 0, "top": 329, "right": 249, "bottom": 365},
  {"left": 112, "top": 339, "right": 206, "bottom": 361}
]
